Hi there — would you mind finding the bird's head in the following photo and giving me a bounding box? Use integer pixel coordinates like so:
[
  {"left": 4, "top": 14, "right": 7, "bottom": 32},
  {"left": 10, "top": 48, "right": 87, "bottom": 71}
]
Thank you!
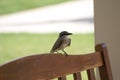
[{"left": 59, "top": 31, "right": 72, "bottom": 37}]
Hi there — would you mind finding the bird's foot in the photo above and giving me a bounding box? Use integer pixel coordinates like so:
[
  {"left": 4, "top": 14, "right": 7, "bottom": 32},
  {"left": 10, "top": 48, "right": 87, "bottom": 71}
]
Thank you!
[
  {"left": 55, "top": 51, "right": 63, "bottom": 55},
  {"left": 62, "top": 50, "right": 68, "bottom": 56},
  {"left": 64, "top": 52, "right": 68, "bottom": 56}
]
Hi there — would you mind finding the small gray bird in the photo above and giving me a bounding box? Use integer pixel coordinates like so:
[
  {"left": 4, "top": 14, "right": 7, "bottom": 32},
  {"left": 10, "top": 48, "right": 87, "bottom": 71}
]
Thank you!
[{"left": 50, "top": 31, "right": 72, "bottom": 56}]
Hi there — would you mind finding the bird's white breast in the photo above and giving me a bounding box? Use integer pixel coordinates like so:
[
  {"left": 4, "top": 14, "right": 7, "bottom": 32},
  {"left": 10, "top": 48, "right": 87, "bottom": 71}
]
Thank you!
[{"left": 61, "top": 36, "right": 70, "bottom": 49}]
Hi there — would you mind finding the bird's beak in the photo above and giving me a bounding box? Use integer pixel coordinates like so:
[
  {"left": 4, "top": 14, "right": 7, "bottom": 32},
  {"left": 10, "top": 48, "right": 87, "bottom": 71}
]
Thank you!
[{"left": 68, "top": 33, "right": 72, "bottom": 35}]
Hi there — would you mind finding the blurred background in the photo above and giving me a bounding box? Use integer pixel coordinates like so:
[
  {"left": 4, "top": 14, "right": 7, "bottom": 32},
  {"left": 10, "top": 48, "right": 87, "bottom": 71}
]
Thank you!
[{"left": 0, "top": 0, "right": 94, "bottom": 79}]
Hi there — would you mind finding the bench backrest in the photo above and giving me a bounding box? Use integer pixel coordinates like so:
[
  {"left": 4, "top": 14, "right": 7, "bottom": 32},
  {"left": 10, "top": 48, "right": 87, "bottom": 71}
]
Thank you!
[{"left": 0, "top": 43, "right": 113, "bottom": 80}]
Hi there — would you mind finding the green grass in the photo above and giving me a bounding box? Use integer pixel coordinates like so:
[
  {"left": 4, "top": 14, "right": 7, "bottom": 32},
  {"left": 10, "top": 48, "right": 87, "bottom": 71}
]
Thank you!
[
  {"left": 0, "top": 33, "right": 94, "bottom": 80},
  {"left": 0, "top": 0, "right": 70, "bottom": 15},
  {"left": 0, "top": 33, "right": 94, "bottom": 64}
]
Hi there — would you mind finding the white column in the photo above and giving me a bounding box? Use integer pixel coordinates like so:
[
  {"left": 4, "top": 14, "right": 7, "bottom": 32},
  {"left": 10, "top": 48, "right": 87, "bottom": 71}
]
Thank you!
[{"left": 94, "top": 0, "right": 120, "bottom": 80}]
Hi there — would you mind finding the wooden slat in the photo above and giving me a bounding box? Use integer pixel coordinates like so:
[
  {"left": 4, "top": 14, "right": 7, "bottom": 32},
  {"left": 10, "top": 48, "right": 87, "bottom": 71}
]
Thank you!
[
  {"left": 87, "top": 69, "right": 96, "bottom": 80},
  {"left": 58, "top": 76, "right": 66, "bottom": 80},
  {"left": 0, "top": 52, "right": 103, "bottom": 80},
  {"left": 95, "top": 43, "right": 113, "bottom": 80},
  {"left": 73, "top": 72, "right": 82, "bottom": 80}
]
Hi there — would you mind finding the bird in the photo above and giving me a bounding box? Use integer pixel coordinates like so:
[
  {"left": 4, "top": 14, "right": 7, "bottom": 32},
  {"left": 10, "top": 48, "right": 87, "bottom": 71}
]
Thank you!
[{"left": 50, "top": 31, "right": 72, "bottom": 56}]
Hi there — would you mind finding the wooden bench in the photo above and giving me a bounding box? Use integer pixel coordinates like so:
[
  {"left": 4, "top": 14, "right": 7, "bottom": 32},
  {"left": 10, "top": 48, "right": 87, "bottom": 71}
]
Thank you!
[{"left": 0, "top": 43, "right": 113, "bottom": 80}]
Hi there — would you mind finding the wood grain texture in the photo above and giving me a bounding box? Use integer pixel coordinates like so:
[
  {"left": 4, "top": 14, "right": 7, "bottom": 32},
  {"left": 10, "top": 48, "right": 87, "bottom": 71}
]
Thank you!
[
  {"left": 95, "top": 43, "right": 113, "bottom": 80},
  {"left": 58, "top": 76, "right": 66, "bottom": 80},
  {"left": 0, "top": 52, "right": 102, "bottom": 80},
  {"left": 73, "top": 72, "right": 82, "bottom": 80},
  {"left": 87, "top": 69, "right": 96, "bottom": 80}
]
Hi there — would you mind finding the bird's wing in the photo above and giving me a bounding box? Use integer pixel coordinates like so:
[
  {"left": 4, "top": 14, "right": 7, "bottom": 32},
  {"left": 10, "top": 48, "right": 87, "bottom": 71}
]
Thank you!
[
  {"left": 68, "top": 38, "right": 71, "bottom": 46},
  {"left": 50, "top": 37, "right": 64, "bottom": 52}
]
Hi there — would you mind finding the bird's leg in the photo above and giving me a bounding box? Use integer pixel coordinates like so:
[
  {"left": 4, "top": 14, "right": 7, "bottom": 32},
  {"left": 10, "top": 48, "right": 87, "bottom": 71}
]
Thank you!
[{"left": 62, "top": 49, "right": 68, "bottom": 56}]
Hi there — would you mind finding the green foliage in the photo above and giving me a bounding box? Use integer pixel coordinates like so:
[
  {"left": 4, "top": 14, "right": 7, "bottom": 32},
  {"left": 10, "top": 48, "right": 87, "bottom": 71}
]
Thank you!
[{"left": 0, "top": 0, "right": 70, "bottom": 15}]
